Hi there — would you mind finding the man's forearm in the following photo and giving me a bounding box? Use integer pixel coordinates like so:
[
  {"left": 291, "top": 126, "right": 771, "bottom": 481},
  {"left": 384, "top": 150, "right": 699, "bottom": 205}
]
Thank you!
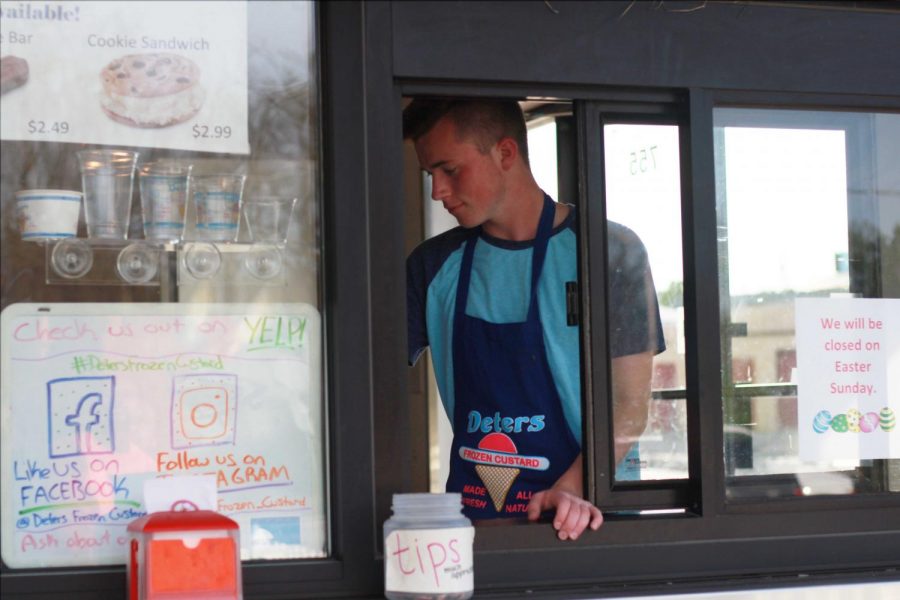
[
  {"left": 552, "top": 453, "right": 584, "bottom": 496},
  {"left": 611, "top": 351, "right": 654, "bottom": 465}
]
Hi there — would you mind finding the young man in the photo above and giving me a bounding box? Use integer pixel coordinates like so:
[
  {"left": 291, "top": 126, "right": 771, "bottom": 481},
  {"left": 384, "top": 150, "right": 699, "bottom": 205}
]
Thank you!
[{"left": 405, "top": 98, "right": 664, "bottom": 541}]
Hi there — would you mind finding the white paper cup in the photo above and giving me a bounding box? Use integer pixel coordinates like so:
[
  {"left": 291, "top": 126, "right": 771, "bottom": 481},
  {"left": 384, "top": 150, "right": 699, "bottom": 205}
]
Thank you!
[{"left": 15, "top": 189, "right": 82, "bottom": 241}]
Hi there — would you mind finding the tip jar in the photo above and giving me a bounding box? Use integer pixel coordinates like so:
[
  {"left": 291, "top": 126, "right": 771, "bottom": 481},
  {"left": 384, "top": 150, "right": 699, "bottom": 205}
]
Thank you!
[{"left": 383, "top": 493, "right": 474, "bottom": 600}]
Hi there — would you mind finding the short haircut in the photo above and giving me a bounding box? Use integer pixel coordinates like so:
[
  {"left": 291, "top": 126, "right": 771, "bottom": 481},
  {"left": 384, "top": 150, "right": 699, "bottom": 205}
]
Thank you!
[{"left": 403, "top": 98, "right": 530, "bottom": 166}]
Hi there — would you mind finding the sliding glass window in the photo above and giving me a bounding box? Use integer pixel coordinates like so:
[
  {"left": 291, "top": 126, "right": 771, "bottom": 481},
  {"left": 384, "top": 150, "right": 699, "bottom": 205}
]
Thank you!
[
  {"left": 603, "top": 122, "right": 687, "bottom": 484},
  {"left": 714, "top": 108, "right": 900, "bottom": 501}
]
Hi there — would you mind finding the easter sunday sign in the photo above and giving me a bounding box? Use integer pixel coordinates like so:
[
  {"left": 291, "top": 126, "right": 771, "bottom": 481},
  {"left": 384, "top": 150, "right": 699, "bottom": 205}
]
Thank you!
[
  {"left": 1, "top": 303, "right": 326, "bottom": 568},
  {"left": 795, "top": 298, "right": 899, "bottom": 461}
]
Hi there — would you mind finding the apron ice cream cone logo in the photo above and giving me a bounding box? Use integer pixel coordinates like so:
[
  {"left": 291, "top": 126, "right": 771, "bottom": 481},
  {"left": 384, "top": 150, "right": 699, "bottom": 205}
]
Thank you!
[
  {"left": 459, "top": 432, "right": 550, "bottom": 513},
  {"left": 474, "top": 433, "right": 520, "bottom": 512}
]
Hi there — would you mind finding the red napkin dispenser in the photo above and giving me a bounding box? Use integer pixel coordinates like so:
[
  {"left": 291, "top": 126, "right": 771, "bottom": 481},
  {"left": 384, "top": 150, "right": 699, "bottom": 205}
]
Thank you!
[{"left": 127, "top": 510, "right": 242, "bottom": 600}]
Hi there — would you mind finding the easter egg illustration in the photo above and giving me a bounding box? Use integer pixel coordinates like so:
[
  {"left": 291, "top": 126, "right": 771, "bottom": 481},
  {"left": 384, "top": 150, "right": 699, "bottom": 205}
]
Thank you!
[
  {"left": 846, "top": 408, "right": 861, "bottom": 433},
  {"left": 830, "top": 413, "right": 848, "bottom": 433},
  {"left": 880, "top": 407, "right": 896, "bottom": 432},
  {"left": 860, "top": 412, "right": 879, "bottom": 433},
  {"left": 812, "top": 410, "right": 832, "bottom": 434}
]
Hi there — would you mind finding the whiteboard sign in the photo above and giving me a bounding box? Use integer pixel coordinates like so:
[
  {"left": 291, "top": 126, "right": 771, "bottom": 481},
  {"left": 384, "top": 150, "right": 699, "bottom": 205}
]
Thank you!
[
  {"left": 1, "top": 303, "right": 326, "bottom": 568},
  {"left": 795, "top": 298, "right": 899, "bottom": 461}
]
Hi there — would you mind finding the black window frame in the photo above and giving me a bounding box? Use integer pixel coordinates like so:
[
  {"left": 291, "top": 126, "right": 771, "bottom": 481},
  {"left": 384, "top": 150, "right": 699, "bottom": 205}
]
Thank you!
[
  {"left": 580, "top": 101, "right": 696, "bottom": 513},
  {"left": 388, "top": 79, "right": 900, "bottom": 595},
  {"left": 384, "top": 0, "right": 900, "bottom": 593}
]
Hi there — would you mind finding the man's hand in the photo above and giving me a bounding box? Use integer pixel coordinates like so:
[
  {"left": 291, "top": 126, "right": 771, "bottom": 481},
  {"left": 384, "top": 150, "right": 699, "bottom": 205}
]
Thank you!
[
  {"left": 524, "top": 454, "right": 602, "bottom": 540},
  {"left": 526, "top": 488, "right": 603, "bottom": 540}
]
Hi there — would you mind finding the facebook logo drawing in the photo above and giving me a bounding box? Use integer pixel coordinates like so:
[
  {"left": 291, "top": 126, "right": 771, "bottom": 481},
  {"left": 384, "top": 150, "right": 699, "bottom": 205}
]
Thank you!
[{"left": 48, "top": 376, "right": 115, "bottom": 458}]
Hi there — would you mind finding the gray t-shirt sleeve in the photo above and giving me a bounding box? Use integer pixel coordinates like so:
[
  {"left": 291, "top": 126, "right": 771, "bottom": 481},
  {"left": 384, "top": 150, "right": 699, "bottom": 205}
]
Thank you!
[{"left": 607, "top": 222, "right": 666, "bottom": 357}]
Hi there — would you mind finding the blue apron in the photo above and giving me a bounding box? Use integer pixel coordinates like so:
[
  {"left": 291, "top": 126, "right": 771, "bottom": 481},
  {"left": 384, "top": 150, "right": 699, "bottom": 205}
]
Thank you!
[{"left": 447, "top": 196, "right": 581, "bottom": 519}]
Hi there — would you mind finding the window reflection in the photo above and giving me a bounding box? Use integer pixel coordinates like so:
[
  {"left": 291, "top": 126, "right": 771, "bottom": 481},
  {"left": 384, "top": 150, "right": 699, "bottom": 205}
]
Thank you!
[{"left": 603, "top": 124, "right": 687, "bottom": 481}]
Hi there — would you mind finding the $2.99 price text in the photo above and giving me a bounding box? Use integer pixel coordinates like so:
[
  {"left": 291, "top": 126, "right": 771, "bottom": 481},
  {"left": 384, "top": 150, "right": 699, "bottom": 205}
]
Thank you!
[
  {"left": 192, "top": 124, "right": 232, "bottom": 139},
  {"left": 27, "top": 120, "right": 69, "bottom": 134}
]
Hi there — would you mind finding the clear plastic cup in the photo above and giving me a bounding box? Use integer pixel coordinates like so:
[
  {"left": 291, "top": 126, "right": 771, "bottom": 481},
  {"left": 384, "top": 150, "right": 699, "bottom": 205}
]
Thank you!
[
  {"left": 77, "top": 149, "right": 139, "bottom": 239},
  {"left": 243, "top": 197, "right": 297, "bottom": 243},
  {"left": 191, "top": 174, "right": 247, "bottom": 242},
  {"left": 139, "top": 161, "right": 192, "bottom": 242}
]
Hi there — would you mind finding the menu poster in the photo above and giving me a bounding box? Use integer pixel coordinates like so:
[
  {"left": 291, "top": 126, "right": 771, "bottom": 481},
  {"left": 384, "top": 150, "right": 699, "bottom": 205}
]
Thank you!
[
  {"left": 795, "top": 298, "right": 899, "bottom": 461},
  {"left": 0, "top": 1, "right": 250, "bottom": 154},
  {"left": 1, "top": 303, "right": 325, "bottom": 568}
]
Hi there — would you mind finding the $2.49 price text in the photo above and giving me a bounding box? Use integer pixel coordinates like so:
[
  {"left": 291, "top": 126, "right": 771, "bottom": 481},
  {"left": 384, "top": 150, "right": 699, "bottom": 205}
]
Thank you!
[{"left": 27, "top": 120, "right": 69, "bottom": 134}]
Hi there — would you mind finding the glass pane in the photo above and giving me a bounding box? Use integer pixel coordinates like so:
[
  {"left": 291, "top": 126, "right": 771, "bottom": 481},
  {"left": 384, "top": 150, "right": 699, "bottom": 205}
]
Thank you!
[
  {"left": 527, "top": 117, "right": 559, "bottom": 201},
  {"left": 603, "top": 124, "right": 686, "bottom": 481},
  {"left": 0, "top": 1, "right": 327, "bottom": 568},
  {"left": 714, "top": 108, "right": 900, "bottom": 500}
]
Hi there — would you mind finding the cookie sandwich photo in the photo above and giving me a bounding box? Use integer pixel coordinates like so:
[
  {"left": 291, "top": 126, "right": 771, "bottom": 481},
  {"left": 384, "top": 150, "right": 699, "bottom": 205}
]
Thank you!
[{"left": 100, "top": 52, "right": 205, "bottom": 128}]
